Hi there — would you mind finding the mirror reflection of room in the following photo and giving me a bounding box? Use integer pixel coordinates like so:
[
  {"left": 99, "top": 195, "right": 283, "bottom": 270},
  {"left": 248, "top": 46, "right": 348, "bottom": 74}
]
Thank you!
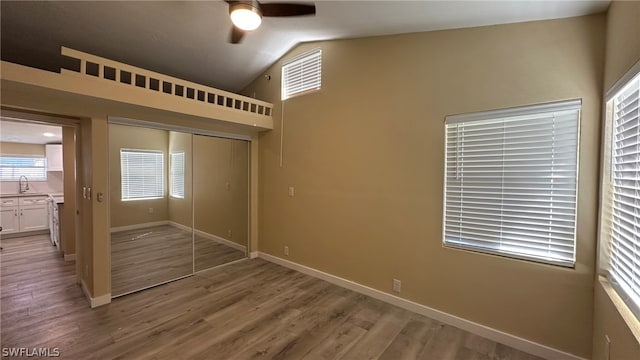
[
  {"left": 109, "top": 125, "right": 193, "bottom": 297},
  {"left": 193, "top": 135, "right": 248, "bottom": 272}
]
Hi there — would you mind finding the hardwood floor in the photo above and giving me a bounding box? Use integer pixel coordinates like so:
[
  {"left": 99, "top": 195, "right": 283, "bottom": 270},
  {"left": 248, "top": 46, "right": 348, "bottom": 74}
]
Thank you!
[
  {"left": 111, "top": 225, "right": 245, "bottom": 296},
  {"left": 194, "top": 233, "right": 246, "bottom": 272},
  {"left": 1, "top": 234, "right": 545, "bottom": 360}
]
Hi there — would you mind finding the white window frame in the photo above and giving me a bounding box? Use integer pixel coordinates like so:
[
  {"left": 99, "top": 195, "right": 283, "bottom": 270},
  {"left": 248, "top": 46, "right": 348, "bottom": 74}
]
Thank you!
[
  {"left": 120, "top": 149, "right": 165, "bottom": 201},
  {"left": 600, "top": 62, "right": 640, "bottom": 320},
  {"left": 281, "top": 48, "right": 322, "bottom": 100},
  {"left": 442, "top": 100, "right": 581, "bottom": 267},
  {"left": 169, "top": 151, "right": 185, "bottom": 199},
  {"left": 0, "top": 156, "right": 48, "bottom": 181}
]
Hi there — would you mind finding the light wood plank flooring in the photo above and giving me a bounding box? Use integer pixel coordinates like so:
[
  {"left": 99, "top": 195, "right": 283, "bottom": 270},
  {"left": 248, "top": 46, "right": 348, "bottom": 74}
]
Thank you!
[
  {"left": 111, "top": 225, "right": 245, "bottom": 296},
  {"left": 1, "top": 234, "right": 545, "bottom": 359}
]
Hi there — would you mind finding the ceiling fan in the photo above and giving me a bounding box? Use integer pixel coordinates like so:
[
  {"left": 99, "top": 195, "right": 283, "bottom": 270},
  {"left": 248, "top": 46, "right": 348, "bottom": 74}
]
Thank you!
[{"left": 226, "top": 1, "right": 316, "bottom": 44}]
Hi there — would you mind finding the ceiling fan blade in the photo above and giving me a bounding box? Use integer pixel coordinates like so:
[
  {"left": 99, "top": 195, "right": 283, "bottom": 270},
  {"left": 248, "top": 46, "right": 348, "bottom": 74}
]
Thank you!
[
  {"left": 230, "top": 26, "right": 245, "bottom": 44},
  {"left": 260, "top": 3, "right": 316, "bottom": 17}
]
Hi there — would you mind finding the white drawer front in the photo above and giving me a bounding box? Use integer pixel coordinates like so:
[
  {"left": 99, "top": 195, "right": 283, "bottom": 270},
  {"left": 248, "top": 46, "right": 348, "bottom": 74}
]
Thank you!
[
  {"left": 19, "top": 197, "right": 48, "bottom": 206},
  {"left": 1, "top": 198, "right": 18, "bottom": 206}
]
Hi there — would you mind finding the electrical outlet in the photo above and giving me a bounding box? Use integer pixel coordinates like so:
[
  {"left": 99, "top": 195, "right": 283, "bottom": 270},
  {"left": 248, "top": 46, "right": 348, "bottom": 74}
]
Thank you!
[
  {"left": 604, "top": 335, "right": 611, "bottom": 360},
  {"left": 393, "top": 279, "right": 401, "bottom": 293},
  {"left": 288, "top": 186, "right": 295, "bottom": 197},
  {"left": 228, "top": 230, "right": 232, "bottom": 238},
  {"left": 226, "top": 182, "right": 230, "bottom": 190},
  {"left": 284, "top": 246, "right": 289, "bottom": 256},
  {"left": 148, "top": 207, "right": 154, "bottom": 214}
]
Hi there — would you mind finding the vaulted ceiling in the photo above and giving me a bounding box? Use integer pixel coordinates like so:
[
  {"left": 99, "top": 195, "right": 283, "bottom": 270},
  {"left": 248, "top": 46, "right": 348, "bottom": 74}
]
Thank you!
[{"left": 1, "top": 1, "right": 610, "bottom": 93}]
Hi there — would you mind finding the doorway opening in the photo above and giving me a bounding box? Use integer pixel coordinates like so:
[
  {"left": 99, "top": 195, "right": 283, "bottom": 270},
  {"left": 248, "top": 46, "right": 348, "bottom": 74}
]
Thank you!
[{"left": 0, "top": 109, "right": 80, "bottom": 285}]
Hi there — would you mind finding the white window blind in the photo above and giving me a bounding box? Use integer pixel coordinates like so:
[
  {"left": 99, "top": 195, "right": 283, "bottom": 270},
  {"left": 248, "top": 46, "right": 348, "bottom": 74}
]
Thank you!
[
  {"left": 443, "top": 100, "right": 581, "bottom": 267},
  {"left": 609, "top": 72, "right": 640, "bottom": 316},
  {"left": 0, "top": 156, "right": 47, "bottom": 181},
  {"left": 170, "top": 151, "right": 185, "bottom": 199},
  {"left": 120, "top": 149, "right": 164, "bottom": 201},
  {"left": 282, "top": 48, "right": 321, "bottom": 100}
]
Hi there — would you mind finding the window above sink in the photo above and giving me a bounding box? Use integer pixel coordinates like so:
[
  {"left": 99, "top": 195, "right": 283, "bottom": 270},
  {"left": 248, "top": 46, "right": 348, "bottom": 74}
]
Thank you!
[{"left": 0, "top": 156, "right": 47, "bottom": 181}]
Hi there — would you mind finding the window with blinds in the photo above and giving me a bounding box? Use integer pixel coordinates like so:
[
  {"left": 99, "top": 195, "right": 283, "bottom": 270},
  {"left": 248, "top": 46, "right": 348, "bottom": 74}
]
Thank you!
[
  {"left": 282, "top": 48, "right": 321, "bottom": 100},
  {"left": 170, "top": 151, "right": 185, "bottom": 199},
  {"left": 120, "top": 149, "right": 164, "bottom": 201},
  {"left": 0, "top": 156, "right": 47, "bottom": 181},
  {"left": 443, "top": 100, "right": 581, "bottom": 267},
  {"left": 606, "top": 72, "right": 640, "bottom": 317}
]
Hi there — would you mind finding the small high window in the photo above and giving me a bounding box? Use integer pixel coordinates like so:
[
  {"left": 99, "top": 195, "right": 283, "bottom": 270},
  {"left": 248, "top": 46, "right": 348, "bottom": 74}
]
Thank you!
[{"left": 282, "top": 48, "right": 322, "bottom": 100}]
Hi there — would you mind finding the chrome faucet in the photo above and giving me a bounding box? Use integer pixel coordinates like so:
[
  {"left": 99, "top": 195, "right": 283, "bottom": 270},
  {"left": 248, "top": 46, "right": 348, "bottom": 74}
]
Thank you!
[{"left": 18, "top": 175, "right": 29, "bottom": 193}]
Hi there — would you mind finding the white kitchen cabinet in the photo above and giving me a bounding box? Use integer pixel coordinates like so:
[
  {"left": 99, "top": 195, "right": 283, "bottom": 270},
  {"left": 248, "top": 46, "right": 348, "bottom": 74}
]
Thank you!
[
  {"left": 46, "top": 144, "right": 63, "bottom": 172},
  {"left": 20, "top": 205, "right": 49, "bottom": 231},
  {"left": 0, "top": 206, "right": 19, "bottom": 234},
  {"left": 18, "top": 196, "right": 49, "bottom": 231},
  {"left": 19, "top": 197, "right": 48, "bottom": 206},
  {"left": 0, "top": 196, "right": 49, "bottom": 233}
]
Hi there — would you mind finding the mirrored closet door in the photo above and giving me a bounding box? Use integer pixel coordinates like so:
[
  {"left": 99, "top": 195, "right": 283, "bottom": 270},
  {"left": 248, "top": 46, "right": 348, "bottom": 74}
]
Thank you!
[
  {"left": 109, "top": 125, "right": 193, "bottom": 297},
  {"left": 110, "top": 123, "right": 250, "bottom": 297},
  {"left": 193, "top": 135, "right": 249, "bottom": 272}
]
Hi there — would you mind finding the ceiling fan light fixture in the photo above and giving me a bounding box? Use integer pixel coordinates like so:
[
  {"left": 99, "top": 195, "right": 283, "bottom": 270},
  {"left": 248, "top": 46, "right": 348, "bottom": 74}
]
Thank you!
[{"left": 230, "top": 3, "right": 262, "bottom": 31}]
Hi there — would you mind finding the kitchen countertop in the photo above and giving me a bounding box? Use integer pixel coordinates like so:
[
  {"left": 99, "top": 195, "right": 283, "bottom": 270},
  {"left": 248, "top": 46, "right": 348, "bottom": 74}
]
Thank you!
[
  {"left": 0, "top": 193, "right": 50, "bottom": 198},
  {"left": 0, "top": 193, "right": 64, "bottom": 204}
]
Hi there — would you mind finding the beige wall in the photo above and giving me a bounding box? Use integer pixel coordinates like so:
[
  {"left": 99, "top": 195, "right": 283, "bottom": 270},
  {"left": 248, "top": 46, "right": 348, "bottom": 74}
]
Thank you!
[
  {"left": 0, "top": 141, "right": 44, "bottom": 156},
  {"left": 592, "top": 2, "right": 640, "bottom": 359},
  {"left": 593, "top": 283, "right": 640, "bottom": 360},
  {"left": 603, "top": 1, "right": 640, "bottom": 91},
  {"left": 109, "top": 124, "right": 169, "bottom": 228},
  {"left": 78, "top": 117, "right": 111, "bottom": 298},
  {"left": 244, "top": 15, "right": 605, "bottom": 358},
  {"left": 168, "top": 131, "right": 193, "bottom": 228},
  {"left": 61, "top": 127, "right": 76, "bottom": 257},
  {"left": 91, "top": 118, "right": 109, "bottom": 297},
  {"left": 78, "top": 119, "right": 93, "bottom": 293},
  {"left": 193, "top": 135, "right": 249, "bottom": 248},
  {"left": 249, "top": 135, "right": 258, "bottom": 253}
]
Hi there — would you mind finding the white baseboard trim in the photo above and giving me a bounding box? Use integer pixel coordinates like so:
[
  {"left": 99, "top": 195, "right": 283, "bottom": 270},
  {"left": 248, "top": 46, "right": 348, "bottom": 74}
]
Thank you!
[
  {"left": 63, "top": 253, "right": 76, "bottom": 261},
  {"left": 80, "top": 278, "right": 111, "bottom": 308},
  {"left": 110, "top": 220, "right": 169, "bottom": 233},
  {"left": 257, "top": 252, "right": 586, "bottom": 360},
  {"left": 91, "top": 293, "right": 111, "bottom": 308},
  {"left": 249, "top": 251, "right": 259, "bottom": 259},
  {"left": 194, "top": 229, "right": 247, "bottom": 252},
  {"left": 169, "top": 221, "right": 192, "bottom": 233}
]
